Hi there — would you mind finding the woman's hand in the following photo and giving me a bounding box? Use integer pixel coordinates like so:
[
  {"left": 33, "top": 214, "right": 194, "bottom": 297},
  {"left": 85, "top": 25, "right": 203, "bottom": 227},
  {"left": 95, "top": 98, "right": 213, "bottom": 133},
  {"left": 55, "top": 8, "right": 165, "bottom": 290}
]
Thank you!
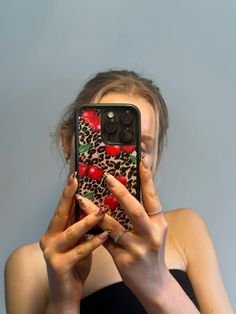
[
  {"left": 76, "top": 160, "right": 171, "bottom": 310},
  {"left": 39, "top": 172, "right": 109, "bottom": 314}
]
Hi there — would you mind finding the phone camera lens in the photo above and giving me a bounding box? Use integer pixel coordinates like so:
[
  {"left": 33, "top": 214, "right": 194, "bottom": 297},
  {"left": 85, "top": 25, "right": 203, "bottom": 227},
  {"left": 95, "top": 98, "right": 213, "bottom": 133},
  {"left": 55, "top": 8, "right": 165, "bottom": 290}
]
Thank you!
[
  {"left": 104, "top": 119, "right": 117, "bottom": 133},
  {"left": 107, "top": 111, "right": 115, "bottom": 119},
  {"left": 120, "top": 110, "right": 133, "bottom": 125},
  {"left": 119, "top": 128, "right": 134, "bottom": 143}
]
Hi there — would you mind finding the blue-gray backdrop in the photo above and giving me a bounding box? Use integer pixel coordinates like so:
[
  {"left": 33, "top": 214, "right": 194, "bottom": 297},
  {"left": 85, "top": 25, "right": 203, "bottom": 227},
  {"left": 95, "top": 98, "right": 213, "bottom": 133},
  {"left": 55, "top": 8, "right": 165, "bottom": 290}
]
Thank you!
[{"left": 1, "top": 1, "right": 235, "bottom": 312}]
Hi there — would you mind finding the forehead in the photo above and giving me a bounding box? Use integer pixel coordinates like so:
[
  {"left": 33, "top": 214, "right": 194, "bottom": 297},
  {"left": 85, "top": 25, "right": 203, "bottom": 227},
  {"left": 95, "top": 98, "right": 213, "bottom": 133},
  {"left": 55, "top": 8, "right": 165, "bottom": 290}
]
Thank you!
[{"left": 99, "top": 93, "right": 156, "bottom": 139}]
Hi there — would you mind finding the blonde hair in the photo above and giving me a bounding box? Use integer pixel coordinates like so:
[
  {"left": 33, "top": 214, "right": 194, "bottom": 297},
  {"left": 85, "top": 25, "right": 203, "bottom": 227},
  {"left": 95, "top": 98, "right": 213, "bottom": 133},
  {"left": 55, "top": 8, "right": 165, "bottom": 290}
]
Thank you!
[{"left": 55, "top": 70, "right": 168, "bottom": 174}]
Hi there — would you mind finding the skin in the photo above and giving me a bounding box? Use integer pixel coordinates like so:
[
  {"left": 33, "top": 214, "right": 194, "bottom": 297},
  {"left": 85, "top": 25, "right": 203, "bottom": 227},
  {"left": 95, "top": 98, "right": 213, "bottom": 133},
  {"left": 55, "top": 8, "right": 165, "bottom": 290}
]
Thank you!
[{"left": 5, "top": 93, "right": 234, "bottom": 314}]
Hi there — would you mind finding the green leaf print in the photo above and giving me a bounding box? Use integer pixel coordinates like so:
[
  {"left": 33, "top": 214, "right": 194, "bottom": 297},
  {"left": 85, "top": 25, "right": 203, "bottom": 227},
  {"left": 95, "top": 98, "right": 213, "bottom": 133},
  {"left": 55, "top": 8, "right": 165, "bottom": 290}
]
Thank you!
[
  {"left": 129, "top": 155, "right": 137, "bottom": 164},
  {"left": 84, "top": 192, "right": 94, "bottom": 200},
  {"left": 79, "top": 143, "right": 92, "bottom": 154}
]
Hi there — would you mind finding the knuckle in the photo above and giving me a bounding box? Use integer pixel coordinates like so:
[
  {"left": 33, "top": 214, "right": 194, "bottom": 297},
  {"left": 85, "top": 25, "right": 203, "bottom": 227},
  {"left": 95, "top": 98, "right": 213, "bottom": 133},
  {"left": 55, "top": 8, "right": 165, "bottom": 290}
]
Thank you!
[
  {"left": 149, "top": 222, "right": 168, "bottom": 249},
  {"left": 62, "top": 186, "right": 71, "bottom": 198},
  {"left": 64, "top": 226, "right": 76, "bottom": 239},
  {"left": 39, "top": 237, "right": 65, "bottom": 271},
  {"left": 131, "top": 246, "right": 147, "bottom": 262},
  {"left": 132, "top": 207, "right": 147, "bottom": 221},
  {"left": 54, "top": 203, "right": 63, "bottom": 218},
  {"left": 142, "top": 168, "right": 153, "bottom": 181},
  {"left": 146, "top": 190, "right": 159, "bottom": 204},
  {"left": 86, "top": 240, "right": 94, "bottom": 252},
  {"left": 63, "top": 185, "right": 75, "bottom": 199},
  {"left": 42, "top": 247, "right": 54, "bottom": 263},
  {"left": 76, "top": 244, "right": 88, "bottom": 259},
  {"left": 46, "top": 255, "right": 62, "bottom": 272},
  {"left": 149, "top": 235, "right": 161, "bottom": 249},
  {"left": 42, "top": 249, "right": 62, "bottom": 272},
  {"left": 83, "top": 215, "right": 94, "bottom": 229},
  {"left": 106, "top": 219, "right": 118, "bottom": 231},
  {"left": 113, "top": 185, "right": 127, "bottom": 199},
  {"left": 39, "top": 235, "right": 48, "bottom": 252},
  {"left": 53, "top": 209, "right": 63, "bottom": 219}
]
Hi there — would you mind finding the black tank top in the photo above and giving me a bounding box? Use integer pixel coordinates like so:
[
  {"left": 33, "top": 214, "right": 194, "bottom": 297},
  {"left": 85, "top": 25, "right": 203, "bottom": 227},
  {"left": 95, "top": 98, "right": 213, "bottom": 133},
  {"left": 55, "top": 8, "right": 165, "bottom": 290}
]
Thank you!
[{"left": 81, "top": 269, "right": 200, "bottom": 313}]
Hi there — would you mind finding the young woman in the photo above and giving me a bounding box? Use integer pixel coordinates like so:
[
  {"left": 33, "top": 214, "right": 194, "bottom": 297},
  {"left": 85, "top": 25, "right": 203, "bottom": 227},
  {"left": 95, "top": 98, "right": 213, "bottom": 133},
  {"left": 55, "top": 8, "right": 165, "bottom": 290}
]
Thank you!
[{"left": 5, "top": 70, "right": 234, "bottom": 313}]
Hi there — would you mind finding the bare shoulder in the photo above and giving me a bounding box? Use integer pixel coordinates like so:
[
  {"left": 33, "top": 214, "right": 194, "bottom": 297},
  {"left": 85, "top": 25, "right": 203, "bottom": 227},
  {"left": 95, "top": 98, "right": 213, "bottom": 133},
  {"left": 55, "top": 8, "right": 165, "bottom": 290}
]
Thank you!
[
  {"left": 5, "top": 242, "right": 48, "bottom": 313},
  {"left": 6, "top": 241, "right": 45, "bottom": 273},
  {"left": 163, "top": 208, "right": 211, "bottom": 261},
  {"left": 164, "top": 207, "right": 207, "bottom": 238},
  {"left": 164, "top": 207, "right": 204, "bottom": 225},
  {"left": 7, "top": 241, "right": 42, "bottom": 258},
  {"left": 5, "top": 241, "right": 47, "bottom": 286},
  {"left": 164, "top": 210, "right": 234, "bottom": 312}
]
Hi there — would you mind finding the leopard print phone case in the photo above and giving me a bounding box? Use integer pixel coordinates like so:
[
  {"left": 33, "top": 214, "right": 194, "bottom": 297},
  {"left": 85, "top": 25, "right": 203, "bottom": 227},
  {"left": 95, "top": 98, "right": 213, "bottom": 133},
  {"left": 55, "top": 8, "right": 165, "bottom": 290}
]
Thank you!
[{"left": 72, "top": 104, "right": 141, "bottom": 234}]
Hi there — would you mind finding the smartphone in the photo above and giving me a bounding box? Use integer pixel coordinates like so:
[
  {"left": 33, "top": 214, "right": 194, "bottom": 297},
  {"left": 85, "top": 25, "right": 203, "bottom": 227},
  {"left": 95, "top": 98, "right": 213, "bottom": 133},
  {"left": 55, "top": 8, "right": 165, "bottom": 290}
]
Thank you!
[{"left": 72, "top": 103, "right": 141, "bottom": 234}]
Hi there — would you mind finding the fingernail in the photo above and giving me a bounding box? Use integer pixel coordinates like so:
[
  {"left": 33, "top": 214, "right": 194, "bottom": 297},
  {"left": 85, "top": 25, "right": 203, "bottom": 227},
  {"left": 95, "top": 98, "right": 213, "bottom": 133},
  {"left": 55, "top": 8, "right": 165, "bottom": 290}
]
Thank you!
[
  {"left": 103, "top": 172, "right": 108, "bottom": 179},
  {"left": 142, "top": 157, "right": 149, "bottom": 169},
  {"left": 95, "top": 208, "right": 105, "bottom": 217},
  {"left": 75, "top": 194, "right": 83, "bottom": 202},
  {"left": 105, "top": 174, "right": 117, "bottom": 187},
  {"left": 98, "top": 230, "right": 109, "bottom": 240},
  {"left": 67, "top": 171, "right": 77, "bottom": 186}
]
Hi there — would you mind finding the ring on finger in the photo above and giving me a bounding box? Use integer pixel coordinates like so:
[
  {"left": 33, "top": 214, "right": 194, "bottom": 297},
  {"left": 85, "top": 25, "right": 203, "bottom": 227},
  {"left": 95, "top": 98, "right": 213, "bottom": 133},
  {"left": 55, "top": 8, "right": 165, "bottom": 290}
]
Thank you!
[
  {"left": 113, "top": 228, "right": 129, "bottom": 244},
  {"left": 147, "top": 206, "right": 163, "bottom": 216}
]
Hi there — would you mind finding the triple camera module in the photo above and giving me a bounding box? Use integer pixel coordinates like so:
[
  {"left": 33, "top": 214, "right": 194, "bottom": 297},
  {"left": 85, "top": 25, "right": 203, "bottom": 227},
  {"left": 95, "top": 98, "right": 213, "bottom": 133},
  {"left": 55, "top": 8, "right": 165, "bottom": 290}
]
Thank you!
[{"left": 102, "top": 107, "right": 136, "bottom": 145}]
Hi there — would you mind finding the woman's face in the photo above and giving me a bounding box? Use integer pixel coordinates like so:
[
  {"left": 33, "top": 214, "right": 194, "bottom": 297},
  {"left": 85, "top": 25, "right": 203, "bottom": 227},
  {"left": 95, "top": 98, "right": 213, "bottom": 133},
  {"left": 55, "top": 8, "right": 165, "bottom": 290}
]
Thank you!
[{"left": 99, "top": 93, "right": 156, "bottom": 168}]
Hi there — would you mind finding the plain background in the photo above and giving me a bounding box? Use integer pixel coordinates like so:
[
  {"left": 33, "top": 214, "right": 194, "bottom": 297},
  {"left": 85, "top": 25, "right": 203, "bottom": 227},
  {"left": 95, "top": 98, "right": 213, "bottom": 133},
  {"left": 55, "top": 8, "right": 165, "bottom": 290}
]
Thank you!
[{"left": 1, "top": 0, "right": 235, "bottom": 312}]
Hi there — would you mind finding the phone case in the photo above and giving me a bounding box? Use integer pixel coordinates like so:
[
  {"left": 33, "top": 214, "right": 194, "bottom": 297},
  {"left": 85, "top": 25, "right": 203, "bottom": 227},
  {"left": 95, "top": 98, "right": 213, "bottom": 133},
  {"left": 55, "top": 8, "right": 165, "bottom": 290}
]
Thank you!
[{"left": 71, "top": 104, "right": 141, "bottom": 233}]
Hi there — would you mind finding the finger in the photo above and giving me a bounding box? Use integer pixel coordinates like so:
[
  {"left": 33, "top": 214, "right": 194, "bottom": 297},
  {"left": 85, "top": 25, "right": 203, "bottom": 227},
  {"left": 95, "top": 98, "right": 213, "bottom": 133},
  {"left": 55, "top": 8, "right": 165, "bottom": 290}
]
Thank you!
[
  {"left": 65, "top": 230, "right": 110, "bottom": 267},
  {"left": 104, "top": 174, "right": 153, "bottom": 236},
  {"left": 52, "top": 209, "right": 106, "bottom": 252},
  {"left": 139, "top": 160, "right": 163, "bottom": 219},
  {"left": 103, "top": 236, "right": 147, "bottom": 265},
  {"left": 103, "top": 237, "right": 127, "bottom": 256},
  {"left": 47, "top": 172, "right": 78, "bottom": 234},
  {"left": 76, "top": 195, "right": 136, "bottom": 249}
]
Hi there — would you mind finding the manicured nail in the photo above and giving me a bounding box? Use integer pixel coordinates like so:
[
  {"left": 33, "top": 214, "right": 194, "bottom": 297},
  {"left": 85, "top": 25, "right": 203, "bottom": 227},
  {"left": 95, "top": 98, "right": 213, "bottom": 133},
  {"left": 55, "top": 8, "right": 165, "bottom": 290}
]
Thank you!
[
  {"left": 103, "top": 172, "right": 108, "bottom": 179},
  {"left": 142, "top": 157, "right": 149, "bottom": 169},
  {"left": 105, "top": 174, "right": 117, "bottom": 187},
  {"left": 72, "top": 171, "right": 77, "bottom": 178},
  {"left": 75, "top": 194, "right": 83, "bottom": 202},
  {"left": 67, "top": 172, "right": 77, "bottom": 186},
  {"left": 98, "top": 230, "right": 109, "bottom": 240}
]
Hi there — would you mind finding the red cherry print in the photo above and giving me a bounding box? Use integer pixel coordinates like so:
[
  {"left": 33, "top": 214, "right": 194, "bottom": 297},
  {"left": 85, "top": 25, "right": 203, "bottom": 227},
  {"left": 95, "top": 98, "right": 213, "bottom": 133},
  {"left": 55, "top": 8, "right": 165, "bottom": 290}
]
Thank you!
[
  {"left": 121, "top": 145, "right": 136, "bottom": 154},
  {"left": 115, "top": 175, "right": 127, "bottom": 186},
  {"left": 105, "top": 145, "right": 121, "bottom": 156},
  {"left": 82, "top": 109, "right": 101, "bottom": 131},
  {"left": 87, "top": 166, "right": 103, "bottom": 180},
  {"left": 78, "top": 163, "right": 89, "bottom": 177},
  {"left": 82, "top": 109, "right": 97, "bottom": 121},
  {"left": 90, "top": 115, "right": 101, "bottom": 131},
  {"left": 104, "top": 194, "right": 119, "bottom": 210}
]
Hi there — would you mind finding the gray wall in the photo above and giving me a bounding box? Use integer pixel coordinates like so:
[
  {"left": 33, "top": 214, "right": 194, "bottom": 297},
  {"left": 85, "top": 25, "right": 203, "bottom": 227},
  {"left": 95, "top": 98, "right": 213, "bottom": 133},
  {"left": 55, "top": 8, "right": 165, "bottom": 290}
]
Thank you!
[{"left": 1, "top": 0, "right": 235, "bottom": 312}]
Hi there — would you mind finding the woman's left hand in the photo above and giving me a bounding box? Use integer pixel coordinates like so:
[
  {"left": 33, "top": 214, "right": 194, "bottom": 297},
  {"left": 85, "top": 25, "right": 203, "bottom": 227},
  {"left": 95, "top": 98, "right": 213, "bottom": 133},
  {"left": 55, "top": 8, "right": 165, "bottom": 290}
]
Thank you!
[{"left": 76, "top": 160, "right": 170, "bottom": 305}]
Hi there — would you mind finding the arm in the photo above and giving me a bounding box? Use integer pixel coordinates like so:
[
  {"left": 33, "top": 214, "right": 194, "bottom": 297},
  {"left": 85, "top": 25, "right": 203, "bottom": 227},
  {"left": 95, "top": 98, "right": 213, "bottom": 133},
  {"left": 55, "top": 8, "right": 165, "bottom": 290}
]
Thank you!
[
  {"left": 5, "top": 244, "right": 49, "bottom": 314},
  {"left": 174, "top": 208, "right": 234, "bottom": 314}
]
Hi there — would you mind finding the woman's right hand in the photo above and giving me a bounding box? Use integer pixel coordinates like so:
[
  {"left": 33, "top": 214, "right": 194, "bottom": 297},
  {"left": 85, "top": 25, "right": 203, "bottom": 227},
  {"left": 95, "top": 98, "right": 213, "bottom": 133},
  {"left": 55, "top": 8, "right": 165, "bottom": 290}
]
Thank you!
[{"left": 39, "top": 172, "right": 109, "bottom": 314}]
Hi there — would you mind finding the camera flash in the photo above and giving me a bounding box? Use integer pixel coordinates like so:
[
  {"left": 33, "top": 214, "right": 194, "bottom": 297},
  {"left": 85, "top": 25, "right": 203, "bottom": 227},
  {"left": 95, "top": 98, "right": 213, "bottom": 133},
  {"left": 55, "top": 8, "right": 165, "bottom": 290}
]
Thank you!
[{"left": 107, "top": 111, "right": 114, "bottom": 119}]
